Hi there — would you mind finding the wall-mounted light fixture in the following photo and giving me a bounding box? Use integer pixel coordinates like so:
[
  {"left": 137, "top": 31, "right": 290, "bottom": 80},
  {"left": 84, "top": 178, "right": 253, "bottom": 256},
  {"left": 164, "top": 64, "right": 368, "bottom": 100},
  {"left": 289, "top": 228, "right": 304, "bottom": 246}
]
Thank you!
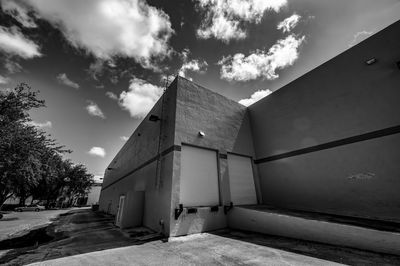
[
  {"left": 149, "top": 114, "right": 161, "bottom": 122},
  {"left": 198, "top": 131, "right": 205, "bottom": 137},
  {"left": 365, "top": 58, "right": 377, "bottom": 65}
]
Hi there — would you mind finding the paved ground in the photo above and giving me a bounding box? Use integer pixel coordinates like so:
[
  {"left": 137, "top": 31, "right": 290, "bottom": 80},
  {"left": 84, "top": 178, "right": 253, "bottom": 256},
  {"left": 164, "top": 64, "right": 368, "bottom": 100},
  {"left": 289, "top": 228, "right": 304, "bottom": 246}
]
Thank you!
[
  {"left": 0, "top": 209, "right": 73, "bottom": 241},
  {"left": 1, "top": 209, "right": 400, "bottom": 265},
  {"left": 0, "top": 209, "right": 143, "bottom": 265},
  {"left": 29, "top": 233, "right": 345, "bottom": 266}
]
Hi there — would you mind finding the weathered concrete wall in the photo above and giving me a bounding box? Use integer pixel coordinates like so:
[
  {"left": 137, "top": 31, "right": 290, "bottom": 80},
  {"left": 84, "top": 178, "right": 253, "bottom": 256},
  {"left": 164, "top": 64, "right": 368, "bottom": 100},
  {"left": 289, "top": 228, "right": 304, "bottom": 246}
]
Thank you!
[
  {"left": 249, "top": 21, "right": 400, "bottom": 221},
  {"left": 228, "top": 207, "right": 400, "bottom": 256},
  {"left": 169, "top": 77, "right": 258, "bottom": 236},
  {"left": 143, "top": 152, "right": 175, "bottom": 233},
  {"left": 174, "top": 78, "right": 255, "bottom": 155},
  {"left": 121, "top": 191, "right": 144, "bottom": 229},
  {"left": 99, "top": 79, "right": 178, "bottom": 233}
]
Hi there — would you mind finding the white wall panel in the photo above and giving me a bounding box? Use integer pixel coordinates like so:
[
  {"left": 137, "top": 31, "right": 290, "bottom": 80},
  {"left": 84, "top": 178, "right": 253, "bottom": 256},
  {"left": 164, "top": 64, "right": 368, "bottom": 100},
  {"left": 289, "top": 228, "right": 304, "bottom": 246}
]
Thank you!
[
  {"left": 228, "top": 154, "right": 257, "bottom": 205},
  {"left": 180, "top": 145, "right": 219, "bottom": 206}
]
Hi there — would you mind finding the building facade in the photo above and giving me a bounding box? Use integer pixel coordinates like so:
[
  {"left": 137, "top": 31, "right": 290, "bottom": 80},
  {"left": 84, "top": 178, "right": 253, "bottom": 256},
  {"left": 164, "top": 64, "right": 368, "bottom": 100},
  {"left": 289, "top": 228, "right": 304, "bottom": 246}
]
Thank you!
[{"left": 99, "top": 20, "right": 400, "bottom": 237}]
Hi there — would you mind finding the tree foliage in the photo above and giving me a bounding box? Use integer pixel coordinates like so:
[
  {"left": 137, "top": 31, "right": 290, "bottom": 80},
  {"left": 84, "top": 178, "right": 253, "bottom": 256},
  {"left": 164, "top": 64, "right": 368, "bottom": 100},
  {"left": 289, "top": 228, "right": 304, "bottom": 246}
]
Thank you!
[{"left": 0, "top": 84, "right": 94, "bottom": 208}]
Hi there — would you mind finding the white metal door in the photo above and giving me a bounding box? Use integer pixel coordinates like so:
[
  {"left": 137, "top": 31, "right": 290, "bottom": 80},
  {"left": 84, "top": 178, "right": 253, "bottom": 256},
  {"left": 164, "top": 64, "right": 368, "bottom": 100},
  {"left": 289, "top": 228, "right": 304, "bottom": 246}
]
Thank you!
[
  {"left": 180, "top": 145, "right": 219, "bottom": 207},
  {"left": 228, "top": 154, "right": 257, "bottom": 205},
  {"left": 116, "top": 195, "right": 125, "bottom": 227}
]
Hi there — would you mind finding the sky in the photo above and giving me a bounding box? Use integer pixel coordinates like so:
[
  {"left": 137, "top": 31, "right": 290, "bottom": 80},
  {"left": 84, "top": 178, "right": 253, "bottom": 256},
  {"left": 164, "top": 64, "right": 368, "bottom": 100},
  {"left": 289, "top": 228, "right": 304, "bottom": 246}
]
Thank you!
[{"left": 1, "top": 0, "right": 399, "bottom": 182}]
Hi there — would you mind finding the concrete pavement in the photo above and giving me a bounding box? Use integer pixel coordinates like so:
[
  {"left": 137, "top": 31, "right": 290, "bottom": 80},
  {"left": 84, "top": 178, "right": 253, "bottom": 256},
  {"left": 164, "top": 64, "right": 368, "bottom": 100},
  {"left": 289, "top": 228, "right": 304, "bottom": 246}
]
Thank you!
[
  {"left": 29, "top": 233, "right": 344, "bottom": 266},
  {"left": 0, "top": 208, "right": 73, "bottom": 241},
  {"left": 0, "top": 209, "right": 139, "bottom": 265},
  {"left": 2, "top": 209, "right": 400, "bottom": 265}
]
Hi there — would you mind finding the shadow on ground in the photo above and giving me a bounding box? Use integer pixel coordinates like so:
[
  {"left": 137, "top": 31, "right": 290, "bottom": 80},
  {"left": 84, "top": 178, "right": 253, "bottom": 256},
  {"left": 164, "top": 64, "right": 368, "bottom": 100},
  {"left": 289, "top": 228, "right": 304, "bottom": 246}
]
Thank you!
[
  {"left": 212, "top": 230, "right": 400, "bottom": 266},
  {"left": 0, "top": 217, "right": 19, "bottom": 222},
  {"left": 0, "top": 209, "right": 161, "bottom": 266}
]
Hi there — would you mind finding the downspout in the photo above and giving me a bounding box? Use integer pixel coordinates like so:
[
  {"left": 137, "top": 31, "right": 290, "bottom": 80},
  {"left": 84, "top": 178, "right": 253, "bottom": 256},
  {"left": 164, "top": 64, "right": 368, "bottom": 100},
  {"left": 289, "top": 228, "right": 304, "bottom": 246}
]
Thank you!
[{"left": 155, "top": 78, "right": 169, "bottom": 189}]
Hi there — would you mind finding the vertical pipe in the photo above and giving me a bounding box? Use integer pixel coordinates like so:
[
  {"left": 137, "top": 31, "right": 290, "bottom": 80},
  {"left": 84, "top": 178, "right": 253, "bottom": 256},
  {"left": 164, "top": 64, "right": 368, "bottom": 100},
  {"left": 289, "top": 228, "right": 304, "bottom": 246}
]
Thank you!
[{"left": 155, "top": 77, "right": 169, "bottom": 189}]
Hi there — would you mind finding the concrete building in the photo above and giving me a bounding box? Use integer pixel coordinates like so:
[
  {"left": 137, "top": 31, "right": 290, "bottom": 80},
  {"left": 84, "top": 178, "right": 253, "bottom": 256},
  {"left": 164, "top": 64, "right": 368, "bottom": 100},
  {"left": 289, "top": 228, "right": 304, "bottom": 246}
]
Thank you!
[
  {"left": 99, "top": 20, "right": 400, "bottom": 254},
  {"left": 78, "top": 182, "right": 102, "bottom": 206}
]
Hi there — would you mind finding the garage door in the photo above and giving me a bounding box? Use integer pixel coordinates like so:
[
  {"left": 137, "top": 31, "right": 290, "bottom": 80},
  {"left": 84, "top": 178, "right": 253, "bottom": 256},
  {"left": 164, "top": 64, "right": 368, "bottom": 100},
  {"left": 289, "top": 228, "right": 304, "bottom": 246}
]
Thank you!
[
  {"left": 180, "top": 145, "right": 219, "bottom": 207},
  {"left": 228, "top": 154, "right": 257, "bottom": 205}
]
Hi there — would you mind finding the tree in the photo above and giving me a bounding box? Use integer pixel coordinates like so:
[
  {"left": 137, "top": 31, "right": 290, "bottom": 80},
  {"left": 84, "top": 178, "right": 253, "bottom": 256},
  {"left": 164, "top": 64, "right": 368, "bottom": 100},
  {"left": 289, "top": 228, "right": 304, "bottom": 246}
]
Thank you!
[
  {"left": 0, "top": 84, "right": 92, "bottom": 209},
  {"left": 0, "top": 84, "right": 45, "bottom": 206},
  {"left": 64, "top": 163, "right": 94, "bottom": 206}
]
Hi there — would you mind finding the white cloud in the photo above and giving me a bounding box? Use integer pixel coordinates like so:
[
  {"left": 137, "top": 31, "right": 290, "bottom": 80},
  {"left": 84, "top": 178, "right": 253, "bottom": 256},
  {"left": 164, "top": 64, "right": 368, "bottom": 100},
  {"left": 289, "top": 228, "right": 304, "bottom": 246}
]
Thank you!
[
  {"left": 177, "top": 48, "right": 208, "bottom": 80},
  {"left": 196, "top": 0, "right": 287, "bottom": 42},
  {"left": 118, "top": 77, "right": 163, "bottom": 118},
  {"left": 160, "top": 74, "right": 176, "bottom": 85},
  {"left": 95, "top": 84, "right": 105, "bottom": 89},
  {"left": 22, "top": 0, "right": 174, "bottom": 67},
  {"left": 0, "top": 75, "right": 10, "bottom": 84},
  {"left": 219, "top": 34, "right": 305, "bottom": 81},
  {"left": 277, "top": 13, "right": 301, "bottom": 33},
  {"left": 27, "top": 120, "right": 52, "bottom": 128},
  {"left": 178, "top": 59, "right": 208, "bottom": 79},
  {"left": 239, "top": 89, "right": 272, "bottom": 106},
  {"left": 4, "top": 59, "right": 23, "bottom": 74},
  {"left": 349, "top": 30, "right": 373, "bottom": 47},
  {"left": 197, "top": 15, "right": 246, "bottom": 42},
  {"left": 88, "top": 147, "right": 106, "bottom": 158},
  {"left": 105, "top": 91, "right": 118, "bottom": 100},
  {"left": 180, "top": 48, "right": 190, "bottom": 61},
  {"left": 56, "top": 73, "right": 80, "bottom": 89},
  {"left": 86, "top": 100, "right": 106, "bottom": 119},
  {"left": 0, "top": 26, "right": 41, "bottom": 58},
  {"left": 120, "top": 136, "right": 129, "bottom": 141},
  {"left": 87, "top": 59, "right": 105, "bottom": 80},
  {"left": 1, "top": 0, "right": 37, "bottom": 28}
]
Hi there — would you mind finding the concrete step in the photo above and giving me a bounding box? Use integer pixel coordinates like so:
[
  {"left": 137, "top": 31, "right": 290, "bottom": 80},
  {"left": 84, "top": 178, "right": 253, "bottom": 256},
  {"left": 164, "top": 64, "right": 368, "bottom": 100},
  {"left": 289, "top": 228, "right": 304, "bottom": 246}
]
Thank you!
[{"left": 227, "top": 205, "right": 400, "bottom": 256}]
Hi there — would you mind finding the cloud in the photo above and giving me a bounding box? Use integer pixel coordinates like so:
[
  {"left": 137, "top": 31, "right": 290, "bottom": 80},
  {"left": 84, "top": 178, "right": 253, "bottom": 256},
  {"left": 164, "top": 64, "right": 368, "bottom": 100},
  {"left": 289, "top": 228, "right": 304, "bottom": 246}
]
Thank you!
[
  {"left": 178, "top": 59, "right": 208, "bottom": 80},
  {"left": 110, "top": 75, "right": 119, "bottom": 84},
  {"left": 27, "top": 120, "right": 52, "bottom": 128},
  {"left": 120, "top": 136, "right": 129, "bottom": 141},
  {"left": 105, "top": 91, "right": 118, "bottom": 100},
  {"left": 239, "top": 89, "right": 272, "bottom": 106},
  {"left": 1, "top": 0, "right": 37, "bottom": 28},
  {"left": 219, "top": 34, "right": 305, "bottom": 81},
  {"left": 176, "top": 48, "right": 208, "bottom": 80},
  {"left": 0, "top": 26, "right": 41, "bottom": 58},
  {"left": 56, "top": 73, "right": 80, "bottom": 89},
  {"left": 349, "top": 30, "right": 373, "bottom": 47},
  {"left": 160, "top": 74, "right": 176, "bottom": 85},
  {"left": 86, "top": 100, "right": 106, "bottom": 119},
  {"left": 88, "top": 147, "right": 106, "bottom": 158},
  {"left": 22, "top": 0, "right": 174, "bottom": 68},
  {"left": 277, "top": 13, "right": 301, "bottom": 33},
  {"left": 0, "top": 75, "right": 10, "bottom": 84},
  {"left": 195, "top": 0, "right": 287, "bottom": 42},
  {"left": 118, "top": 77, "right": 163, "bottom": 118},
  {"left": 87, "top": 59, "right": 105, "bottom": 81},
  {"left": 4, "top": 58, "right": 23, "bottom": 74},
  {"left": 95, "top": 84, "right": 105, "bottom": 89}
]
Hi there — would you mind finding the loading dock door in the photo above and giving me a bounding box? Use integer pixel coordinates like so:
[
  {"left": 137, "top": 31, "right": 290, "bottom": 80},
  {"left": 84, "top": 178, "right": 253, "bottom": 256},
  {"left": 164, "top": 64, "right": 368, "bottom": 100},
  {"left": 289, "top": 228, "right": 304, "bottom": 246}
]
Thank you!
[
  {"left": 228, "top": 154, "right": 257, "bottom": 205},
  {"left": 180, "top": 145, "right": 219, "bottom": 207}
]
